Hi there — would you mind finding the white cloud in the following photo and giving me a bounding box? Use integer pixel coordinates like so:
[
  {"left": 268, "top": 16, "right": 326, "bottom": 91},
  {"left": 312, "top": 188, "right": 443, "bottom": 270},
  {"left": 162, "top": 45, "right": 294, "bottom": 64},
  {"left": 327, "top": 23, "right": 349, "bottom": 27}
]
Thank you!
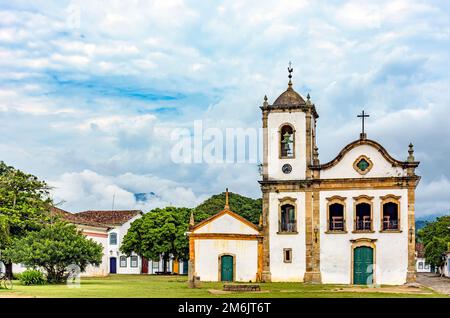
[
  {"left": 49, "top": 169, "right": 206, "bottom": 212},
  {"left": 0, "top": 0, "right": 449, "bottom": 216}
]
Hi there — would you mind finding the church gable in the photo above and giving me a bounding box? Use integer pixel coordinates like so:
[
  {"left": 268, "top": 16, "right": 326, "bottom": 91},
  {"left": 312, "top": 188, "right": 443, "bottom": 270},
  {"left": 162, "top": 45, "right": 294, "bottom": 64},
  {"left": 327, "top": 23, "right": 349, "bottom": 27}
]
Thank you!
[
  {"left": 318, "top": 139, "right": 412, "bottom": 179},
  {"left": 193, "top": 210, "right": 260, "bottom": 235}
]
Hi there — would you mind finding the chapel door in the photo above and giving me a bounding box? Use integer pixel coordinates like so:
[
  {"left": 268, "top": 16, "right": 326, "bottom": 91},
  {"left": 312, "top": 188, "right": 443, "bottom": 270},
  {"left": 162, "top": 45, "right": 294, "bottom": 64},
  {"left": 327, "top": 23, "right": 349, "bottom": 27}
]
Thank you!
[
  {"left": 220, "top": 255, "right": 234, "bottom": 282},
  {"left": 353, "top": 247, "right": 373, "bottom": 285},
  {"left": 110, "top": 257, "right": 117, "bottom": 274}
]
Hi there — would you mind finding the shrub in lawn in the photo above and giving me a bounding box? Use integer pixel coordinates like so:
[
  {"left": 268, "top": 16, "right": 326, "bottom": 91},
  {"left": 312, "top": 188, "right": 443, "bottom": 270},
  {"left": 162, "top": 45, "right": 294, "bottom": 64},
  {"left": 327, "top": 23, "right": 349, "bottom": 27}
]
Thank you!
[
  {"left": 19, "top": 269, "right": 46, "bottom": 286},
  {"left": 13, "top": 273, "right": 22, "bottom": 280}
]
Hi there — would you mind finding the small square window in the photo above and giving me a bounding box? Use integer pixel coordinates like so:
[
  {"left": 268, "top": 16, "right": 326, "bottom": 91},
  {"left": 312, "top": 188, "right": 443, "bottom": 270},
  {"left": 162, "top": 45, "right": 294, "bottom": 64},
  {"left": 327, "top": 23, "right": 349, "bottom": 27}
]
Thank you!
[
  {"left": 283, "top": 248, "right": 292, "bottom": 263},
  {"left": 418, "top": 262, "right": 423, "bottom": 269},
  {"left": 131, "top": 256, "right": 138, "bottom": 268}
]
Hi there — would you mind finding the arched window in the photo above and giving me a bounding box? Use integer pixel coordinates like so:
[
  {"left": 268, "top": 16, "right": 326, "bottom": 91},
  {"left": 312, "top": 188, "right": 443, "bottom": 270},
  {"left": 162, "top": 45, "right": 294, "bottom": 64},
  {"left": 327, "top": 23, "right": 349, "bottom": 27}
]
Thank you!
[
  {"left": 280, "top": 204, "right": 296, "bottom": 232},
  {"left": 280, "top": 124, "right": 294, "bottom": 158},
  {"left": 380, "top": 195, "right": 401, "bottom": 231},
  {"left": 329, "top": 203, "right": 345, "bottom": 231},
  {"left": 326, "top": 196, "right": 347, "bottom": 233},
  {"left": 109, "top": 232, "right": 117, "bottom": 245},
  {"left": 353, "top": 195, "right": 374, "bottom": 232}
]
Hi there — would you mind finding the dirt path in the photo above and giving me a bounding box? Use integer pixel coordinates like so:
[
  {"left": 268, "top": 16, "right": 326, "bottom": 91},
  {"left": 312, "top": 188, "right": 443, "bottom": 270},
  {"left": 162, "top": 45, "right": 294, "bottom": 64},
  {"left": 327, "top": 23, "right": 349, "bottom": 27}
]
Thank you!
[{"left": 416, "top": 273, "right": 450, "bottom": 295}]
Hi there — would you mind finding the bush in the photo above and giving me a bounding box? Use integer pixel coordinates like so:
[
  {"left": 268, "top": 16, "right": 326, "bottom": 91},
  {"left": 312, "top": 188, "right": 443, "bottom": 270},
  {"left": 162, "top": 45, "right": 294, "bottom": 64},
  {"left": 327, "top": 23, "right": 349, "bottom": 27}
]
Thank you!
[
  {"left": 12, "top": 273, "right": 22, "bottom": 280},
  {"left": 19, "top": 269, "right": 46, "bottom": 286}
]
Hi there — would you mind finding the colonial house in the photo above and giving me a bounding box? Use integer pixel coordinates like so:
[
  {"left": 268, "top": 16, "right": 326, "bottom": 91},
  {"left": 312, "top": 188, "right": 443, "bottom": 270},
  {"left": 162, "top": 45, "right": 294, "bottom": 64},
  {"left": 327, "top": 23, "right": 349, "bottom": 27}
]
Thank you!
[
  {"left": 415, "top": 243, "right": 431, "bottom": 273},
  {"left": 74, "top": 210, "right": 144, "bottom": 275},
  {"left": 52, "top": 208, "right": 187, "bottom": 276},
  {"left": 189, "top": 66, "right": 420, "bottom": 285}
]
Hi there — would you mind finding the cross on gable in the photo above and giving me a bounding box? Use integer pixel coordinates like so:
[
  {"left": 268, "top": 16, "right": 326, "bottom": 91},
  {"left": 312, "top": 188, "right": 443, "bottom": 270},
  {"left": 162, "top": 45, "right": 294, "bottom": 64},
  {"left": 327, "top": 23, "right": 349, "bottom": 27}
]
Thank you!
[{"left": 357, "top": 110, "right": 370, "bottom": 140}]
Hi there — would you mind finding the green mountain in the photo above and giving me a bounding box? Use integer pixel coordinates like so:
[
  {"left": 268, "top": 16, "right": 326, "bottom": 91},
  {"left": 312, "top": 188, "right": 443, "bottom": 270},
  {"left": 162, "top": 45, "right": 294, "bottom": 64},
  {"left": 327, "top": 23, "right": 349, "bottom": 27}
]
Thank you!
[{"left": 194, "top": 192, "right": 262, "bottom": 225}]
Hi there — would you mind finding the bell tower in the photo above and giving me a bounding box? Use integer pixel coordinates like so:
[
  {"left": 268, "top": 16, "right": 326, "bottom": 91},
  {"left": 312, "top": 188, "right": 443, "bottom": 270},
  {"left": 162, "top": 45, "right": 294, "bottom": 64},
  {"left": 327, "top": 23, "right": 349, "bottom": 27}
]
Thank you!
[
  {"left": 259, "top": 65, "right": 319, "bottom": 283},
  {"left": 261, "top": 64, "right": 319, "bottom": 182}
]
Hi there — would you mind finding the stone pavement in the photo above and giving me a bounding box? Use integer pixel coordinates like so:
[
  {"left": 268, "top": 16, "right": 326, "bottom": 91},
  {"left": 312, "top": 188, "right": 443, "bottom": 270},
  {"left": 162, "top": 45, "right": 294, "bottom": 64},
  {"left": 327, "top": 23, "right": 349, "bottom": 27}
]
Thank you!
[{"left": 416, "top": 273, "right": 450, "bottom": 295}]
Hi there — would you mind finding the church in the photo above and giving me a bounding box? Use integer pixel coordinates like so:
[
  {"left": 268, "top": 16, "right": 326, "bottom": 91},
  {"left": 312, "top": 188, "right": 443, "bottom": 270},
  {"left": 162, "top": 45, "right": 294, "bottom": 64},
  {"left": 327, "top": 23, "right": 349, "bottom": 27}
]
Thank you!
[{"left": 188, "top": 66, "right": 420, "bottom": 285}]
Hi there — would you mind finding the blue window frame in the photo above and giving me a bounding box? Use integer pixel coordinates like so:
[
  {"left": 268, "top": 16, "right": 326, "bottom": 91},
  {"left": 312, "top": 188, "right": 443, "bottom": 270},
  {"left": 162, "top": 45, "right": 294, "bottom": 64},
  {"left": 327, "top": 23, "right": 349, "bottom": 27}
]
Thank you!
[{"left": 110, "top": 233, "right": 117, "bottom": 245}]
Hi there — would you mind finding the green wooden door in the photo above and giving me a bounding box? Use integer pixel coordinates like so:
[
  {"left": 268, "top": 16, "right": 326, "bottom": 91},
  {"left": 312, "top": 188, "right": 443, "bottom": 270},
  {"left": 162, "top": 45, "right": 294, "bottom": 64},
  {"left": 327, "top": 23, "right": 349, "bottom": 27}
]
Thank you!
[
  {"left": 221, "top": 255, "right": 233, "bottom": 282},
  {"left": 353, "top": 247, "right": 373, "bottom": 285}
]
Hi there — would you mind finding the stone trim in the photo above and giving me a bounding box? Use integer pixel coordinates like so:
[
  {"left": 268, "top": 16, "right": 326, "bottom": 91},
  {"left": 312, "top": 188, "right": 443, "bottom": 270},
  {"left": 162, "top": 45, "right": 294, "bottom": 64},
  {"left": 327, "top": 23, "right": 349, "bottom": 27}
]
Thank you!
[
  {"left": 218, "top": 253, "right": 236, "bottom": 282},
  {"left": 406, "top": 187, "right": 417, "bottom": 282},
  {"left": 350, "top": 238, "right": 377, "bottom": 285},
  {"left": 310, "top": 138, "right": 420, "bottom": 170},
  {"left": 278, "top": 197, "right": 298, "bottom": 234},
  {"left": 283, "top": 248, "right": 292, "bottom": 263},
  {"left": 261, "top": 190, "right": 271, "bottom": 282},
  {"left": 278, "top": 123, "right": 296, "bottom": 159},
  {"left": 257, "top": 238, "right": 263, "bottom": 282},
  {"left": 353, "top": 155, "right": 374, "bottom": 175},
  {"left": 379, "top": 194, "right": 402, "bottom": 232},
  {"left": 353, "top": 195, "right": 374, "bottom": 232},
  {"left": 188, "top": 233, "right": 261, "bottom": 240},
  {"left": 259, "top": 175, "right": 421, "bottom": 192},
  {"left": 191, "top": 209, "right": 260, "bottom": 233},
  {"left": 326, "top": 195, "right": 347, "bottom": 232}
]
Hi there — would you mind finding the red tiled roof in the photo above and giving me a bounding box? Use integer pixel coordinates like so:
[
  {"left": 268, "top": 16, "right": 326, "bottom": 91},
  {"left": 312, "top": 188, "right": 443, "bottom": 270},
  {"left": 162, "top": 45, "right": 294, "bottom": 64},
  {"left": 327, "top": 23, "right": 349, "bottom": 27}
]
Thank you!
[
  {"left": 416, "top": 242, "right": 425, "bottom": 258},
  {"left": 50, "top": 206, "right": 110, "bottom": 229},
  {"left": 75, "top": 210, "right": 142, "bottom": 226}
]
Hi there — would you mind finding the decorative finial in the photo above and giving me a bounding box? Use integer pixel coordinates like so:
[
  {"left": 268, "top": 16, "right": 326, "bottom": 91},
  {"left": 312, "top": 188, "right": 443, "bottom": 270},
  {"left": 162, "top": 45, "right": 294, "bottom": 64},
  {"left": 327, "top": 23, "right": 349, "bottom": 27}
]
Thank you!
[
  {"left": 224, "top": 188, "right": 229, "bottom": 210},
  {"left": 263, "top": 95, "right": 268, "bottom": 107},
  {"left": 408, "top": 143, "right": 415, "bottom": 162},
  {"left": 313, "top": 146, "right": 320, "bottom": 165},
  {"left": 189, "top": 211, "right": 195, "bottom": 227},
  {"left": 307, "top": 93, "right": 310, "bottom": 100},
  {"left": 287, "top": 61, "right": 293, "bottom": 88}
]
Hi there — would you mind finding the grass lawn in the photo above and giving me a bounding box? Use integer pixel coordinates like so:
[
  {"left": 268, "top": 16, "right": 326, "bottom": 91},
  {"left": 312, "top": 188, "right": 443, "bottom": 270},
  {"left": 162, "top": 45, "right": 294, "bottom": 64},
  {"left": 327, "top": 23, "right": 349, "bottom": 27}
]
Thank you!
[{"left": 0, "top": 274, "right": 447, "bottom": 298}]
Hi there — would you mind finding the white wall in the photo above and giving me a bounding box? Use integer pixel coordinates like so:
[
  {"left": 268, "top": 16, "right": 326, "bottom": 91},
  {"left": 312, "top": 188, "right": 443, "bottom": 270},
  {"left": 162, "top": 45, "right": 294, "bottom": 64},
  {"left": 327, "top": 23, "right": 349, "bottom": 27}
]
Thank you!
[
  {"left": 444, "top": 254, "right": 450, "bottom": 277},
  {"left": 269, "top": 191, "right": 306, "bottom": 282},
  {"left": 195, "top": 213, "right": 258, "bottom": 235},
  {"left": 320, "top": 144, "right": 407, "bottom": 179},
  {"left": 81, "top": 228, "right": 109, "bottom": 277},
  {"left": 319, "top": 189, "right": 409, "bottom": 285},
  {"left": 195, "top": 239, "right": 258, "bottom": 282},
  {"left": 267, "top": 111, "right": 306, "bottom": 180}
]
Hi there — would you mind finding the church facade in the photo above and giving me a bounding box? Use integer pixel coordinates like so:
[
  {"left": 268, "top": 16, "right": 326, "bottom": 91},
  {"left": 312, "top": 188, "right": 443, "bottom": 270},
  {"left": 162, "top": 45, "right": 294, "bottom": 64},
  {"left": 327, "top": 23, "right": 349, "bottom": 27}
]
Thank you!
[{"left": 188, "top": 67, "right": 420, "bottom": 285}]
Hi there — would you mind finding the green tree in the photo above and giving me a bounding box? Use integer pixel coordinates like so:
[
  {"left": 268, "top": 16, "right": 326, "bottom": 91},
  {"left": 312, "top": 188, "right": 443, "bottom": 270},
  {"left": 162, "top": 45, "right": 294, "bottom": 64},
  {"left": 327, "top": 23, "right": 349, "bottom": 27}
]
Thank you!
[
  {"left": 418, "top": 215, "right": 450, "bottom": 272},
  {"left": 424, "top": 237, "right": 447, "bottom": 273},
  {"left": 5, "top": 222, "right": 103, "bottom": 283},
  {"left": 0, "top": 161, "right": 52, "bottom": 277},
  {"left": 194, "top": 191, "right": 262, "bottom": 224},
  {"left": 121, "top": 207, "right": 191, "bottom": 272}
]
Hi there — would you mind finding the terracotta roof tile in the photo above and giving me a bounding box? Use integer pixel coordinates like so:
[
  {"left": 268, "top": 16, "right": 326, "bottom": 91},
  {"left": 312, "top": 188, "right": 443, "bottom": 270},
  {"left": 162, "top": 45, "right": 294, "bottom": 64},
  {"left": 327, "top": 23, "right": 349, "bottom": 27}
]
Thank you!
[
  {"left": 75, "top": 210, "right": 142, "bottom": 226},
  {"left": 50, "top": 207, "right": 110, "bottom": 229},
  {"left": 416, "top": 243, "right": 425, "bottom": 258}
]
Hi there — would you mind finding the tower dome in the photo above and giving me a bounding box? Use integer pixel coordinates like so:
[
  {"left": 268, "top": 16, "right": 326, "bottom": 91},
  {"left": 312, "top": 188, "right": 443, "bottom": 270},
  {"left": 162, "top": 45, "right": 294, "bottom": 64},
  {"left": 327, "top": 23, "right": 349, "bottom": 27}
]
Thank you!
[{"left": 272, "top": 63, "right": 306, "bottom": 107}]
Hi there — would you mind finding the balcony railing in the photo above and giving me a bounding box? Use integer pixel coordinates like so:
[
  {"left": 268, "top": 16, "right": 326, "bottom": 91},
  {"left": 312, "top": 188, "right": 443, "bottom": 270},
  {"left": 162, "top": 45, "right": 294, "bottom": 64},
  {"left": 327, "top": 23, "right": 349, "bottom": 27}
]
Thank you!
[
  {"left": 382, "top": 219, "right": 399, "bottom": 230},
  {"left": 329, "top": 217, "right": 345, "bottom": 231},
  {"left": 355, "top": 219, "right": 372, "bottom": 231},
  {"left": 279, "top": 221, "right": 297, "bottom": 233}
]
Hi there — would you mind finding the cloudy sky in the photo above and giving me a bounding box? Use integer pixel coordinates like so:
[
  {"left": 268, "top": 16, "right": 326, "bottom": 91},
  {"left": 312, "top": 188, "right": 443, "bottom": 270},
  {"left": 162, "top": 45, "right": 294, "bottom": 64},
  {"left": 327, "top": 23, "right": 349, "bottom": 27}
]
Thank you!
[{"left": 0, "top": 0, "right": 449, "bottom": 216}]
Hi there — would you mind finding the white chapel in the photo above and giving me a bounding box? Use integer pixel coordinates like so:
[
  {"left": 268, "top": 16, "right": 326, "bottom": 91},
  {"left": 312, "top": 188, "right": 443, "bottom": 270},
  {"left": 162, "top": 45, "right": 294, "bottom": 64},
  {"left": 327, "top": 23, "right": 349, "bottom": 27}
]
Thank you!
[{"left": 188, "top": 66, "right": 420, "bottom": 285}]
